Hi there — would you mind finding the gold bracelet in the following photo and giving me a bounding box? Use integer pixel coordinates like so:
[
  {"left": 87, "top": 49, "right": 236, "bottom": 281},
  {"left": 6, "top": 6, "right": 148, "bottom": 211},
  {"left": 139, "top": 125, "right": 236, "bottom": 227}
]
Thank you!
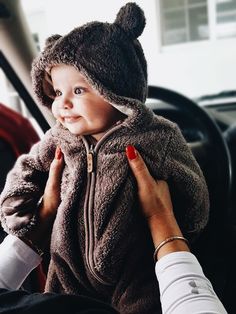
[{"left": 153, "top": 236, "right": 189, "bottom": 261}]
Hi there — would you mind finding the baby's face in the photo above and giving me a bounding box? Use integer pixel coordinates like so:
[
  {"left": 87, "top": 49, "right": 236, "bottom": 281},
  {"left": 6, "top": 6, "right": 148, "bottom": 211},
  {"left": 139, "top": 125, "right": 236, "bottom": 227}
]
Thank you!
[{"left": 51, "top": 64, "right": 123, "bottom": 140}]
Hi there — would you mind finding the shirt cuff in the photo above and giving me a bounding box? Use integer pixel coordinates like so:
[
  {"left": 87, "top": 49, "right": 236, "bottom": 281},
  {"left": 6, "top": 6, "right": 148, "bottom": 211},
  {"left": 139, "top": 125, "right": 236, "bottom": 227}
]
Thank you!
[
  {"left": 0, "top": 234, "right": 42, "bottom": 290},
  {"left": 155, "top": 251, "right": 227, "bottom": 314},
  {"left": 156, "top": 251, "right": 202, "bottom": 274}
]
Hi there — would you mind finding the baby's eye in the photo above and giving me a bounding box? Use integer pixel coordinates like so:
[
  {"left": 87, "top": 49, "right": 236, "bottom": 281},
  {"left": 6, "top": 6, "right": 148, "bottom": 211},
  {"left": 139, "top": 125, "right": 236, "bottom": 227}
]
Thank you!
[
  {"left": 74, "top": 87, "right": 84, "bottom": 95},
  {"left": 55, "top": 90, "right": 62, "bottom": 97}
]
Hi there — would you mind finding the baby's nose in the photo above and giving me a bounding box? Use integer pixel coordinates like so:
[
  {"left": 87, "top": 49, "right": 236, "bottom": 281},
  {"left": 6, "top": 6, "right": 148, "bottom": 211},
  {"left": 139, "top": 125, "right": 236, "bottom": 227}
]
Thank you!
[{"left": 62, "top": 98, "right": 73, "bottom": 109}]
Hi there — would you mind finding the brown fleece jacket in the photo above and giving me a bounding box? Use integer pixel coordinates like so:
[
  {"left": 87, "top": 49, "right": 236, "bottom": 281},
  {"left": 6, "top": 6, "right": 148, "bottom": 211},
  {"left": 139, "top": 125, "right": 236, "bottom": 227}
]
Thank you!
[{"left": 0, "top": 104, "right": 209, "bottom": 313}]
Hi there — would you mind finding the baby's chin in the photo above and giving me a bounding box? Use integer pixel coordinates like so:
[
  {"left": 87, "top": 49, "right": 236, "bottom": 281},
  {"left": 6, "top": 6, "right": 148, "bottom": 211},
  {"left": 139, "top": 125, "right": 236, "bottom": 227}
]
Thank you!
[
  {"left": 60, "top": 123, "right": 81, "bottom": 136},
  {"left": 62, "top": 125, "right": 92, "bottom": 137},
  {"left": 66, "top": 128, "right": 82, "bottom": 136},
  {"left": 59, "top": 121, "right": 106, "bottom": 140}
]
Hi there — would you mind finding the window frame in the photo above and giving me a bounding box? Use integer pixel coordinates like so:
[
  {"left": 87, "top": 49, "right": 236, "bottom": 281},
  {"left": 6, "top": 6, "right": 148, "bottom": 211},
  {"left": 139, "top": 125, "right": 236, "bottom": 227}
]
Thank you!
[{"left": 158, "top": 0, "right": 236, "bottom": 52}]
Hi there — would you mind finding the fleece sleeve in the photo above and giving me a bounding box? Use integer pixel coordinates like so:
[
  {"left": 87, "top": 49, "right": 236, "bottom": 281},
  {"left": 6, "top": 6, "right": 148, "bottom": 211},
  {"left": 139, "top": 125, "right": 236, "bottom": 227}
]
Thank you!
[
  {"left": 0, "top": 128, "right": 57, "bottom": 236},
  {"left": 160, "top": 124, "right": 210, "bottom": 236}
]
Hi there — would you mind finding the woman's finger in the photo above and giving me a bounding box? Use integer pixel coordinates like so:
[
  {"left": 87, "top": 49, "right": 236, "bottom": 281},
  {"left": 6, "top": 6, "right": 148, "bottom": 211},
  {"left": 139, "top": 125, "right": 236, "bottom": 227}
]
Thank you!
[
  {"left": 125, "top": 145, "right": 155, "bottom": 190},
  {"left": 41, "top": 146, "right": 64, "bottom": 217},
  {"left": 46, "top": 146, "right": 64, "bottom": 189}
]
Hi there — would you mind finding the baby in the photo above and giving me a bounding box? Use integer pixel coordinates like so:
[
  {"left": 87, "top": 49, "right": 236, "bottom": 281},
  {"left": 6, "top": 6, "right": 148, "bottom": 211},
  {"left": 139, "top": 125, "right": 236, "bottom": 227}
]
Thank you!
[{"left": 0, "top": 3, "right": 209, "bottom": 313}]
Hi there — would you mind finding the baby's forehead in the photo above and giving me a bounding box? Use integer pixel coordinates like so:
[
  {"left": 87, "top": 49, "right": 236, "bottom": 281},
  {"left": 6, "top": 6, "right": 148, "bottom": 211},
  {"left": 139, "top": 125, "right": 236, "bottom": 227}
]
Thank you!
[{"left": 50, "top": 64, "right": 88, "bottom": 84}]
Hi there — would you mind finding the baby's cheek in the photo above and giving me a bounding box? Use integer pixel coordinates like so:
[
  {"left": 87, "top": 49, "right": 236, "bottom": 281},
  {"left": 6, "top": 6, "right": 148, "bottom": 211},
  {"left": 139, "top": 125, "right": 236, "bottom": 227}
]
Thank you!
[
  {"left": 51, "top": 104, "right": 64, "bottom": 126},
  {"left": 51, "top": 102, "right": 60, "bottom": 119},
  {"left": 54, "top": 114, "right": 64, "bottom": 126}
]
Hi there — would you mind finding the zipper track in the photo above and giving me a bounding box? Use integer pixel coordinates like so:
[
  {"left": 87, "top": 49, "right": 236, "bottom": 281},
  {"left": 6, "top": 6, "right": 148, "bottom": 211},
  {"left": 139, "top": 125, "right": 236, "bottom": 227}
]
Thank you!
[
  {"left": 82, "top": 123, "right": 124, "bottom": 285},
  {"left": 83, "top": 142, "right": 110, "bottom": 285},
  {"left": 85, "top": 167, "right": 109, "bottom": 284}
]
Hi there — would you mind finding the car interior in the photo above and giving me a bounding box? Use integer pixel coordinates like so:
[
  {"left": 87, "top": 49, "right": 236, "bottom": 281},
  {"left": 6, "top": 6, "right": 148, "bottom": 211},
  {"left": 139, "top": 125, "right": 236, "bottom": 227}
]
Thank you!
[{"left": 0, "top": 0, "right": 236, "bottom": 312}]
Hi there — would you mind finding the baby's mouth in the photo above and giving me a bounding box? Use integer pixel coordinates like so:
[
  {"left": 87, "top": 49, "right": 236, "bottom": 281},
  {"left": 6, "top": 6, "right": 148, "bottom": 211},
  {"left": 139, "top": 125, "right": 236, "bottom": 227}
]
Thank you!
[{"left": 63, "top": 116, "right": 81, "bottom": 123}]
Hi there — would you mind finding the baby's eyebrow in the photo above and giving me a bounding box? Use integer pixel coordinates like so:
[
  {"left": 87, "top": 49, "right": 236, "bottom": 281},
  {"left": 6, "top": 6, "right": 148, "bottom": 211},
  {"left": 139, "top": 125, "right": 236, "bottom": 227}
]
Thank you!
[
  {"left": 74, "top": 83, "right": 86, "bottom": 86},
  {"left": 74, "top": 83, "right": 89, "bottom": 89},
  {"left": 76, "top": 75, "right": 89, "bottom": 84},
  {"left": 76, "top": 76, "right": 87, "bottom": 83}
]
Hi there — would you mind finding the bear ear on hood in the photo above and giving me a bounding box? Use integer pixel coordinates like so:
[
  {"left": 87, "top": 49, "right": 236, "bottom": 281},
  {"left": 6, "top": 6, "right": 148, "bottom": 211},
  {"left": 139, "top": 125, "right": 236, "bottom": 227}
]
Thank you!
[
  {"left": 44, "top": 34, "right": 62, "bottom": 49},
  {"left": 114, "top": 2, "right": 146, "bottom": 39}
]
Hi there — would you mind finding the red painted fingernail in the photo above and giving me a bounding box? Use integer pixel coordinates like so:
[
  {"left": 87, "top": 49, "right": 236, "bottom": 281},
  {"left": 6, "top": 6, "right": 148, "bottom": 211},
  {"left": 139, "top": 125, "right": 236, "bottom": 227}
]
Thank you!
[
  {"left": 126, "top": 145, "right": 137, "bottom": 160},
  {"left": 55, "top": 146, "right": 62, "bottom": 160}
]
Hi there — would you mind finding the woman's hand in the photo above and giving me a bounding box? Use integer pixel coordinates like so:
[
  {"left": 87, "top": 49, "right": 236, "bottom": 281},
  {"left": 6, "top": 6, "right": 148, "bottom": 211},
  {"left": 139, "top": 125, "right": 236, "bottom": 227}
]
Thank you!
[
  {"left": 22, "top": 147, "right": 64, "bottom": 251},
  {"left": 126, "top": 145, "right": 189, "bottom": 260},
  {"left": 39, "top": 146, "right": 64, "bottom": 221},
  {"left": 126, "top": 145, "right": 173, "bottom": 220}
]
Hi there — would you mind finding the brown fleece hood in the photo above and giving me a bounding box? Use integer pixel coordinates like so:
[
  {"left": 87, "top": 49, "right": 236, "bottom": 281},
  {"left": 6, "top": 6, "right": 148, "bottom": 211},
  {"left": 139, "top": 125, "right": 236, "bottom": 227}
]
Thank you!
[{"left": 31, "top": 2, "right": 147, "bottom": 117}]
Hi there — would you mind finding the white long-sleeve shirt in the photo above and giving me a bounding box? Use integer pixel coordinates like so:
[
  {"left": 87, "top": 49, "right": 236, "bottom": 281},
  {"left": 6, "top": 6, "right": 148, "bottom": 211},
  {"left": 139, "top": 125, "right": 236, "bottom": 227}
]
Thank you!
[
  {"left": 0, "top": 235, "right": 42, "bottom": 290},
  {"left": 155, "top": 251, "right": 227, "bottom": 313},
  {"left": 0, "top": 235, "right": 227, "bottom": 313}
]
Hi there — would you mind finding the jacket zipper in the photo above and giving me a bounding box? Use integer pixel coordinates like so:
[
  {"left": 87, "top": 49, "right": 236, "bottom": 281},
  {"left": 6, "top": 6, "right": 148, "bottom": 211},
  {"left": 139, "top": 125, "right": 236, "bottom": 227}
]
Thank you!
[
  {"left": 84, "top": 144, "right": 109, "bottom": 284},
  {"left": 82, "top": 123, "right": 124, "bottom": 285}
]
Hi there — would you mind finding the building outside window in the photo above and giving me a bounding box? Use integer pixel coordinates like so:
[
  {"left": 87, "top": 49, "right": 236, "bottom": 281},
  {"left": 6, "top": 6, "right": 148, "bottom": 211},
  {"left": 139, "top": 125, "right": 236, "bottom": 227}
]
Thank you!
[
  {"left": 160, "top": 0, "right": 236, "bottom": 46},
  {"left": 216, "top": 0, "right": 236, "bottom": 38}
]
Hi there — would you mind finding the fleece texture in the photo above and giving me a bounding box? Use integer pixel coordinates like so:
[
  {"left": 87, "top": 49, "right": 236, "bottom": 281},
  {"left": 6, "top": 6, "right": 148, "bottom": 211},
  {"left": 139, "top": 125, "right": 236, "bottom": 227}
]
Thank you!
[
  {"left": 0, "top": 3, "right": 209, "bottom": 313},
  {"left": 0, "top": 113, "right": 209, "bottom": 313}
]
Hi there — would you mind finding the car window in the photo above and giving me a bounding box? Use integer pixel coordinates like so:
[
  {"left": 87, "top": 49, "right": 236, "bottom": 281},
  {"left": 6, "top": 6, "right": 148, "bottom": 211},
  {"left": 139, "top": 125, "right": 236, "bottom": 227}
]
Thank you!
[{"left": 0, "top": 68, "right": 44, "bottom": 137}]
